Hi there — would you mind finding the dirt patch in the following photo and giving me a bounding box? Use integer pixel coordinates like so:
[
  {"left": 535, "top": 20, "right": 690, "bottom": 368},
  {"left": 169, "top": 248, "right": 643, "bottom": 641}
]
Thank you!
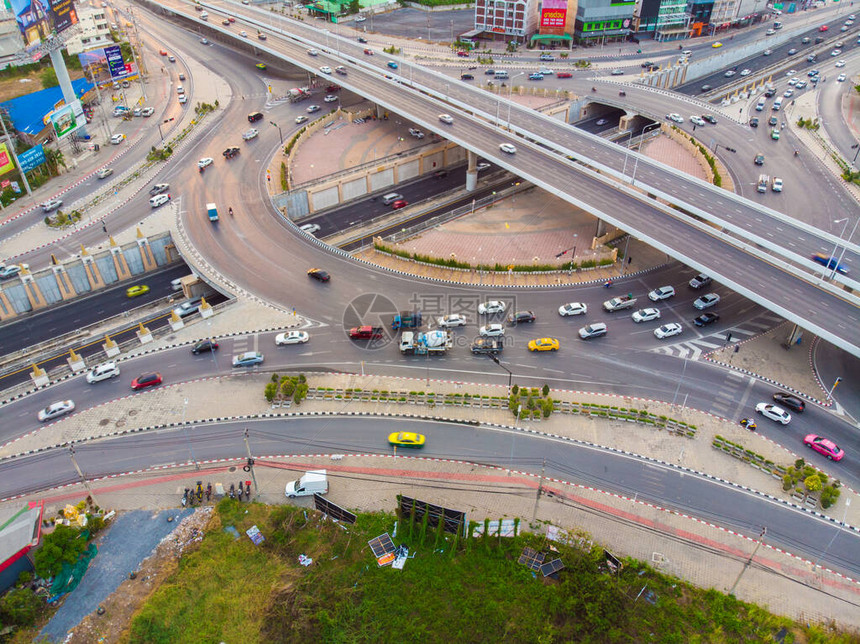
[
  {"left": 0, "top": 69, "right": 87, "bottom": 103},
  {"left": 63, "top": 508, "right": 213, "bottom": 644}
]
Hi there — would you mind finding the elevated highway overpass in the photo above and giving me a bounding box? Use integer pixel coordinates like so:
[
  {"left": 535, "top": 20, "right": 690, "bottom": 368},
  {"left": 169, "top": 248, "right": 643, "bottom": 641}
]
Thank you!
[{"left": 142, "top": 0, "right": 860, "bottom": 357}]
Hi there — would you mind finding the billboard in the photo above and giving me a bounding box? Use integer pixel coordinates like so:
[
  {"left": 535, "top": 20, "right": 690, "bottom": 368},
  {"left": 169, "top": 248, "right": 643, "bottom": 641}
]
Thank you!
[
  {"left": 48, "top": 100, "right": 85, "bottom": 140},
  {"left": 78, "top": 46, "right": 134, "bottom": 83},
  {"left": 540, "top": 0, "right": 568, "bottom": 35},
  {"left": 0, "top": 143, "right": 16, "bottom": 177},
  {"left": 18, "top": 145, "right": 46, "bottom": 173},
  {"left": 9, "top": 0, "right": 79, "bottom": 50}
]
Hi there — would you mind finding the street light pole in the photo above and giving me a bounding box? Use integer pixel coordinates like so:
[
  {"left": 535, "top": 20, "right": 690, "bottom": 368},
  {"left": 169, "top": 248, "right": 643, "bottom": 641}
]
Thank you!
[
  {"left": 631, "top": 122, "right": 661, "bottom": 184},
  {"left": 270, "top": 121, "right": 283, "bottom": 145},
  {"left": 824, "top": 218, "right": 848, "bottom": 280},
  {"left": 506, "top": 73, "right": 525, "bottom": 128},
  {"left": 831, "top": 217, "right": 859, "bottom": 280}
]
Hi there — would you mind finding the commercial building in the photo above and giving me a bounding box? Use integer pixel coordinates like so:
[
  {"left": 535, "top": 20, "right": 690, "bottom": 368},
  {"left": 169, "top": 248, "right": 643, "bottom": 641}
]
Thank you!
[
  {"left": 472, "top": 0, "right": 540, "bottom": 44},
  {"left": 574, "top": 0, "right": 636, "bottom": 44},
  {"left": 64, "top": 4, "right": 112, "bottom": 56}
]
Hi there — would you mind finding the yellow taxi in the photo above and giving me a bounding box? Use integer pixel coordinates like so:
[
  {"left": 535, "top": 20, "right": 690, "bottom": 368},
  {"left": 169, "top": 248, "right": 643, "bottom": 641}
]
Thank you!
[
  {"left": 712, "top": 42, "right": 723, "bottom": 48},
  {"left": 388, "top": 432, "right": 425, "bottom": 448},
  {"left": 126, "top": 285, "right": 150, "bottom": 298},
  {"left": 528, "top": 337, "right": 560, "bottom": 352}
]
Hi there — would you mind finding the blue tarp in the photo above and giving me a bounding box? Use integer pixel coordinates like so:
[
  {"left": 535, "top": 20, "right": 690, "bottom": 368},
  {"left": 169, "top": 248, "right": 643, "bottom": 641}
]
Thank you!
[{"left": 0, "top": 77, "right": 94, "bottom": 137}]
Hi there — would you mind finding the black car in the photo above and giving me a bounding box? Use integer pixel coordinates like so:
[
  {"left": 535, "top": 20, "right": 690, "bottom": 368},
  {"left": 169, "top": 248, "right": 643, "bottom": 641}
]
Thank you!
[
  {"left": 357, "top": 36, "right": 367, "bottom": 43},
  {"left": 768, "top": 116, "right": 778, "bottom": 127},
  {"left": 749, "top": 117, "right": 759, "bottom": 128},
  {"left": 641, "top": 60, "right": 656, "bottom": 68},
  {"left": 754, "top": 153, "right": 765, "bottom": 166},
  {"left": 223, "top": 146, "right": 240, "bottom": 159},
  {"left": 460, "top": 73, "right": 474, "bottom": 80},
  {"left": 764, "top": 88, "right": 776, "bottom": 97},
  {"left": 308, "top": 268, "right": 330, "bottom": 282},
  {"left": 702, "top": 114, "right": 717, "bottom": 124},
  {"left": 700, "top": 84, "right": 712, "bottom": 92},
  {"left": 773, "top": 392, "right": 805, "bottom": 412},
  {"left": 471, "top": 337, "right": 502, "bottom": 355},
  {"left": 693, "top": 313, "right": 720, "bottom": 327},
  {"left": 191, "top": 340, "right": 219, "bottom": 355},
  {"left": 507, "top": 310, "right": 536, "bottom": 325}
]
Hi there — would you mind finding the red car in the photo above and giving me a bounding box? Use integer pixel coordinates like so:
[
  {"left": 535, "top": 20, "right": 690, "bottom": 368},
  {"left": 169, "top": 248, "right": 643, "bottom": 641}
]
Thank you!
[
  {"left": 819, "top": 25, "right": 828, "bottom": 31},
  {"left": 131, "top": 372, "right": 162, "bottom": 390},
  {"left": 159, "top": 50, "right": 168, "bottom": 56},
  {"left": 228, "top": 16, "right": 236, "bottom": 22},
  {"left": 556, "top": 72, "right": 572, "bottom": 78},
  {"left": 391, "top": 200, "right": 409, "bottom": 209},
  {"left": 364, "top": 48, "right": 373, "bottom": 55},
  {"left": 326, "top": 84, "right": 341, "bottom": 92},
  {"left": 456, "top": 50, "right": 469, "bottom": 57},
  {"left": 803, "top": 434, "right": 844, "bottom": 461}
]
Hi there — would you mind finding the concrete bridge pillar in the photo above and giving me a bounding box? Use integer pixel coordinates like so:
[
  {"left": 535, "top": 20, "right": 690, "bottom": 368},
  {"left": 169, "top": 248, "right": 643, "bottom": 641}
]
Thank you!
[
  {"left": 135, "top": 228, "right": 158, "bottom": 272},
  {"left": 618, "top": 111, "right": 637, "bottom": 131},
  {"left": 20, "top": 267, "right": 47, "bottom": 311},
  {"left": 0, "top": 288, "right": 15, "bottom": 322},
  {"left": 465, "top": 150, "right": 478, "bottom": 192},
  {"left": 50, "top": 254, "right": 76, "bottom": 301},
  {"left": 109, "top": 236, "right": 132, "bottom": 281},
  {"left": 80, "top": 246, "right": 105, "bottom": 291}
]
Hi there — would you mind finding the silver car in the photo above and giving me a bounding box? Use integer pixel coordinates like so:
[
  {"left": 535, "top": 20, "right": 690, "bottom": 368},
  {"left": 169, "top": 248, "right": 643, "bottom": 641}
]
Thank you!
[{"left": 693, "top": 293, "right": 720, "bottom": 310}]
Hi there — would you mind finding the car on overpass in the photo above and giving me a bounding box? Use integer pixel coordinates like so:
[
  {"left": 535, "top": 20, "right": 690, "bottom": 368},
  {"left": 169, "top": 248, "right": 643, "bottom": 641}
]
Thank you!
[
  {"left": 811, "top": 253, "right": 849, "bottom": 274},
  {"left": 499, "top": 143, "right": 517, "bottom": 154}
]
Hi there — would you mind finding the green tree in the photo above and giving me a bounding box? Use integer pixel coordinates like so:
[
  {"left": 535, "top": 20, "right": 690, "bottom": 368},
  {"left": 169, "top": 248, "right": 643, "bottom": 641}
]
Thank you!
[
  {"left": 40, "top": 67, "right": 58, "bottom": 88},
  {"left": 0, "top": 587, "right": 42, "bottom": 627},
  {"left": 349, "top": 0, "right": 360, "bottom": 13},
  {"left": 34, "top": 524, "right": 87, "bottom": 577},
  {"left": 803, "top": 474, "right": 822, "bottom": 493}
]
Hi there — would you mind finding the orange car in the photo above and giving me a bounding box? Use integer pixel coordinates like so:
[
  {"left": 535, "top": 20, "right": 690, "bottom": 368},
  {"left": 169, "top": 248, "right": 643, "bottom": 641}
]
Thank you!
[{"left": 159, "top": 50, "right": 168, "bottom": 56}]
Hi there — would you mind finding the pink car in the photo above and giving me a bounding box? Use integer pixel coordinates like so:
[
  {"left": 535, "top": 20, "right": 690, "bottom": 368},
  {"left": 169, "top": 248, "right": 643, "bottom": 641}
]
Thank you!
[{"left": 803, "top": 434, "right": 844, "bottom": 461}]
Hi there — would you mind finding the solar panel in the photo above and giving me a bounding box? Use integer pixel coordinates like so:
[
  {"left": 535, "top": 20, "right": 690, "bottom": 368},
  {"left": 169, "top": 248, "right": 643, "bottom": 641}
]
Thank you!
[
  {"left": 540, "top": 558, "right": 564, "bottom": 577},
  {"left": 368, "top": 533, "right": 396, "bottom": 559},
  {"left": 314, "top": 494, "right": 357, "bottom": 524},
  {"left": 518, "top": 547, "right": 545, "bottom": 571}
]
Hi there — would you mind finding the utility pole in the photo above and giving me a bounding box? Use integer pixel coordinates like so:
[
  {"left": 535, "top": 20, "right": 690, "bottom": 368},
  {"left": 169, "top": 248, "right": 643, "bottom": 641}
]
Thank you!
[
  {"left": 532, "top": 458, "right": 546, "bottom": 520},
  {"left": 729, "top": 526, "right": 766, "bottom": 596},
  {"left": 68, "top": 443, "right": 98, "bottom": 506},
  {"left": 243, "top": 428, "right": 259, "bottom": 497}
]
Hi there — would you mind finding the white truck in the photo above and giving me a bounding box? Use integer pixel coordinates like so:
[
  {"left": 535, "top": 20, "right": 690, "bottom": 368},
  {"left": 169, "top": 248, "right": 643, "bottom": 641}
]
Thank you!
[
  {"left": 285, "top": 470, "right": 328, "bottom": 498},
  {"left": 399, "top": 330, "right": 452, "bottom": 355},
  {"left": 603, "top": 296, "right": 637, "bottom": 312}
]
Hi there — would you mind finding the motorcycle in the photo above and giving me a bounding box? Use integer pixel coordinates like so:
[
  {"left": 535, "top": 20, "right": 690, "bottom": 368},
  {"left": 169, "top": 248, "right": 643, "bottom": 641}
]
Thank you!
[
  {"left": 195, "top": 481, "right": 203, "bottom": 503},
  {"left": 228, "top": 207, "right": 233, "bottom": 216},
  {"left": 245, "top": 481, "right": 252, "bottom": 498},
  {"left": 237, "top": 482, "right": 244, "bottom": 501},
  {"left": 229, "top": 483, "right": 235, "bottom": 499},
  {"left": 181, "top": 488, "right": 189, "bottom": 507},
  {"left": 619, "top": 91, "right": 626, "bottom": 96},
  {"left": 206, "top": 482, "right": 212, "bottom": 501},
  {"left": 603, "top": 280, "right": 613, "bottom": 289},
  {"left": 591, "top": 86, "right": 597, "bottom": 92},
  {"left": 740, "top": 418, "right": 757, "bottom": 431}
]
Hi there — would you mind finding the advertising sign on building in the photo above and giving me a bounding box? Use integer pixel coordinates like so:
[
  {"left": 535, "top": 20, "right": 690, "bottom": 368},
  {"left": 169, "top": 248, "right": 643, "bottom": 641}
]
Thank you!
[
  {"left": 18, "top": 145, "right": 47, "bottom": 173},
  {"left": 540, "top": 0, "right": 568, "bottom": 35},
  {"left": 79, "top": 46, "right": 134, "bottom": 83},
  {"left": 0, "top": 143, "right": 17, "bottom": 177},
  {"left": 9, "top": 0, "right": 79, "bottom": 50},
  {"left": 49, "top": 100, "right": 86, "bottom": 140}
]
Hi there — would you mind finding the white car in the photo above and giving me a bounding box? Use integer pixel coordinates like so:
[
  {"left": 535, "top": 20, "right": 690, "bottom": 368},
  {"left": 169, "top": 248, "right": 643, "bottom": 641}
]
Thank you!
[
  {"left": 438, "top": 114, "right": 454, "bottom": 124},
  {"left": 240, "top": 30, "right": 248, "bottom": 37},
  {"left": 632, "top": 308, "right": 661, "bottom": 323},
  {"left": 150, "top": 193, "right": 170, "bottom": 208},
  {"left": 755, "top": 402, "right": 791, "bottom": 425},
  {"left": 242, "top": 129, "right": 258, "bottom": 140},
  {"left": 355, "top": 15, "right": 366, "bottom": 21},
  {"left": 409, "top": 128, "right": 425, "bottom": 139},
  {"left": 693, "top": 293, "right": 720, "bottom": 310},
  {"left": 558, "top": 302, "right": 587, "bottom": 316},
  {"left": 307, "top": 105, "right": 321, "bottom": 113},
  {"left": 479, "top": 323, "right": 505, "bottom": 337},
  {"left": 324, "top": 95, "right": 338, "bottom": 103},
  {"left": 198, "top": 157, "right": 214, "bottom": 169},
  {"left": 438, "top": 314, "right": 467, "bottom": 328},
  {"left": 319, "top": 66, "right": 332, "bottom": 74},
  {"left": 42, "top": 199, "right": 62, "bottom": 212},
  {"left": 308, "top": 49, "right": 319, "bottom": 56},
  {"left": 595, "top": 118, "right": 608, "bottom": 126},
  {"left": 787, "top": 77, "right": 799, "bottom": 86},
  {"left": 295, "top": 115, "right": 308, "bottom": 124},
  {"left": 835, "top": 59, "right": 846, "bottom": 68},
  {"left": 97, "top": 167, "right": 113, "bottom": 179},
  {"left": 38, "top": 400, "right": 75, "bottom": 422},
  {"left": 538, "top": 68, "right": 554, "bottom": 75},
  {"left": 648, "top": 285, "right": 675, "bottom": 301},
  {"left": 724, "top": 70, "right": 736, "bottom": 78},
  {"left": 772, "top": 177, "right": 783, "bottom": 192},
  {"left": 763, "top": 49, "right": 773, "bottom": 56},
  {"left": 499, "top": 143, "right": 516, "bottom": 154},
  {"left": 837, "top": 73, "right": 847, "bottom": 82},
  {"left": 690, "top": 116, "right": 705, "bottom": 126},
  {"left": 478, "top": 300, "right": 507, "bottom": 315},
  {"left": 578, "top": 322, "right": 607, "bottom": 339},
  {"left": 666, "top": 113, "right": 683, "bottom": 123},
  {"left": 476, "top": 162, "right": 491, "bottom": 171},
  {"left": 300, "top": 223, "right": 320, "bottom": 234},
  {"left": 178, "top": 95, "right": 187, "bottom": 104},
  {"left": 739, "top": 68, "right": 751, "bottom": 77},
  {"left": 654, "top": 323, "right": 683, "bottom": 339},
  {"left": 783, "top": 89, "right": 794, "bottom": 98},
  {"left": 110, "top": 133, "right": 125, "bottom": 145},
  {"left": 276, "top": 330, "right": 310, "bottom": 345},
  {"left": 86, "top": 362, "right": 120, "bottom": 384},
  {"left": 141, "top": 107, "right": 154, "bottom": 117},
  {"left": 831, "top": 49, "right": 842, "bottom": 57}
]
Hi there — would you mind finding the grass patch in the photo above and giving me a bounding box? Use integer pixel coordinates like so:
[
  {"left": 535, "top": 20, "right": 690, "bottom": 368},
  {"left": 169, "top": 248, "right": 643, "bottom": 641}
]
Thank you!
[{"left": 120, "top": 502, "right": 844, "bottom": 643}]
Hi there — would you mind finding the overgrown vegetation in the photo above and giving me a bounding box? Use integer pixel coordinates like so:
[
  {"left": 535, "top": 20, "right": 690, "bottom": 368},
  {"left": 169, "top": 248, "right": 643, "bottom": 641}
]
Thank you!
[
  {"left": 509, "top": 383, "right": 554, "bottom": 420},
  {"left": 122, "top": 502, "right": 848, "bottom": 643},
  {"left": 146, "top": 145, "right": 173, "bottom": 162},
  {"left": 280, "top": 161, "right": 288, "bottom": 191},
  {"left": 796, "top": 116, "right": 820, "bottom": 131},
  {"left": 373, "top": 240, "right": 614, "bottom": 272},
  {"left": 684, "top": 131, "right": 723, "bottom": 187},
  {"left": 264, "top": 373, "right": 309, "bottom": 405},
  {"left": 43, "top": 209, "right": 82, "bottom": 228}
]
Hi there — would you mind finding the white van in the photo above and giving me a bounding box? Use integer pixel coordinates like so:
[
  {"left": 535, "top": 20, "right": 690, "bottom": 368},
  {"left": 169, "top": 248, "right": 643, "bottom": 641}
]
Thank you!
[
  {"left": 494, "top": 70, "right": 509, "bottom": 79},
  {"left": 149, "top": 194, "right": 170, "bottom": 208},
  {"left": 285, "top": 470, "right": 328, "bottom": 497},
  {"left": 200, "top": 11, "right": 208, "bottom": 20},
  {"left": 381, "top": 192, "right": 403, "bottom": 205},
  {"left": 755, "top": 98, "right": 766, "bottom": 111},
  {"left": 772, "top": 97, "right": 783, "bottom": 111}
]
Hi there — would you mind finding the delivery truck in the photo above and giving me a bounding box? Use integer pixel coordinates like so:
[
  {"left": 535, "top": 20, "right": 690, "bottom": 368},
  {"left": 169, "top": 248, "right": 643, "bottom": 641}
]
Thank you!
[
  {"left": 285, "top": 470, "right": 328, "bottom": 498},
  {"left": 206, "top": 202, "right": 219, "bottom": 222}
]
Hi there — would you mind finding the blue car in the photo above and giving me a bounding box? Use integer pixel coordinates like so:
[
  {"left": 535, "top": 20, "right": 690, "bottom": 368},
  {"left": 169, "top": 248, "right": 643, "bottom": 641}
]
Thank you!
[
  {"left": 811, "top": 253, "right": 849, "bottom": 275},
  {"left": 387, "top": 61, "right": 398, "bottom": 69},
  {"left": 529, "top": 73, "right": 544, "bottom": 80},
  {"left": 232, "top": 351, "right": 264, "bottom": 367}
]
